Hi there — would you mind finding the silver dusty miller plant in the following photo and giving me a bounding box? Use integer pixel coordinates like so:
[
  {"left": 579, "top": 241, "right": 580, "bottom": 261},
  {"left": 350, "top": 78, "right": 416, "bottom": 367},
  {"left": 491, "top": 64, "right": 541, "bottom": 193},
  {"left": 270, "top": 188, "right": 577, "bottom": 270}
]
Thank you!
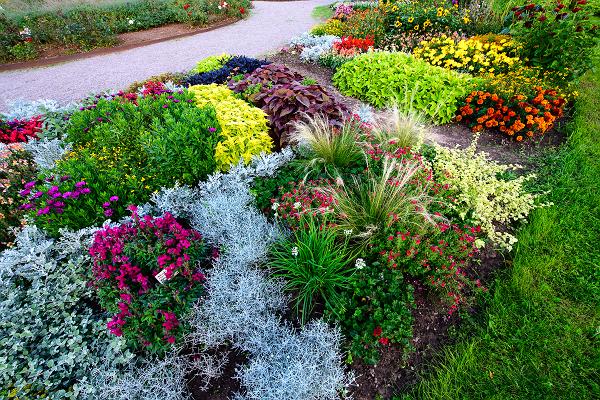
[{"left": 24, "top": 138, "right": 71, "bottom": 170}]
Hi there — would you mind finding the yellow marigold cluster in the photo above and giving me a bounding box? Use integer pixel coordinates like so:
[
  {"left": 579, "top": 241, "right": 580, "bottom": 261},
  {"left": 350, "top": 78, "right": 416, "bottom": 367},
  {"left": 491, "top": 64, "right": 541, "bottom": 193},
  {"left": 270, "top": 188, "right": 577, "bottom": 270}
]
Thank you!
[
  {"left": 413, "top": 35, "right": 520, "bottom": 75},
  {"left": 432, "top": 137, "right": 546, "bottom": 250},
  {"left": 188, "top": 84, "right": 272, "bottom": 171}
]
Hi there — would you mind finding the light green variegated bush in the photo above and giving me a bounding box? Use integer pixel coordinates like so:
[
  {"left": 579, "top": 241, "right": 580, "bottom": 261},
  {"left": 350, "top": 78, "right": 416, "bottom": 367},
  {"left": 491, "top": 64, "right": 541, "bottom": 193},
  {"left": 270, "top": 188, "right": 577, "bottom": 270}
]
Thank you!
[
  {"left": 431, "top": 138, "right": 545, "bottom": 250},
  {"left": 332, "top": 51, "right": 478, "bottom": 123}
]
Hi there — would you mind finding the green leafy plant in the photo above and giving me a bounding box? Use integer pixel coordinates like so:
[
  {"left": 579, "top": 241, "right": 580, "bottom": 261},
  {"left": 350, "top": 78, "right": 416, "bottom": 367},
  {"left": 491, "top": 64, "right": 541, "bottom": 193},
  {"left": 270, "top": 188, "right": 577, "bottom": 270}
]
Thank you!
[
  {"left": 508, "top": 1, "right": 598, "bottom": 83},
  {"left": 269, "top": 216, "right": 354, "bottom": 324},
  {"left": 333, "top": 52, "right": 477, "bottom": 123},
  {"left": 328, "top": 259, "right": 414, "bottom": 364}
]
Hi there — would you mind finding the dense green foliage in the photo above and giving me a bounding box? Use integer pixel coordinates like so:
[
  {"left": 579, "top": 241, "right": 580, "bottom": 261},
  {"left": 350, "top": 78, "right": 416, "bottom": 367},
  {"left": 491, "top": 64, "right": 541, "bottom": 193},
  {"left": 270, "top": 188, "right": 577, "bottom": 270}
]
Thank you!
[{"left": 332, "top": 52, "right": 476, "bottom": 123}]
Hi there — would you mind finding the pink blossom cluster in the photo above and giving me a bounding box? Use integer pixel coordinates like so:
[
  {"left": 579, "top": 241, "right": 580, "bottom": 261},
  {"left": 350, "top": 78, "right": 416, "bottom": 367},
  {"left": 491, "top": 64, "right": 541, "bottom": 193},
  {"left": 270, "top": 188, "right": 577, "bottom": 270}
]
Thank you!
[{"left": 89, "top": 208, "right": 206, "bottom": 343}]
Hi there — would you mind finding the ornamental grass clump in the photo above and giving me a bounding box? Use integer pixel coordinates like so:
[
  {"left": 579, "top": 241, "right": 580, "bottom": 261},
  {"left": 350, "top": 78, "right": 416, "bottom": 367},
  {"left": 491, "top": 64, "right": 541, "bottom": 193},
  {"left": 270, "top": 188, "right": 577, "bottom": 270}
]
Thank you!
[
  {"left": 431, "top": 137, "right": 544, "bottom": 250},
  {"left": 90, "top": 208, "right": 209, "bottom": 353},
  {"left": 370, "top": 103, "right": 429, "bottom": 152},
  {"left": 293, "top": 115, "right": 365, "bottom": 179},
  {"left": 269, "top": 216, "right": 354, "bottom": 324}
]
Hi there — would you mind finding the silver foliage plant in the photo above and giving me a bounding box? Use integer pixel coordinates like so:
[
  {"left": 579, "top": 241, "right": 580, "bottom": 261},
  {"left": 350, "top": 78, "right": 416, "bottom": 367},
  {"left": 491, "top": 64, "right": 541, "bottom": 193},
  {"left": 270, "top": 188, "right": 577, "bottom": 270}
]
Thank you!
[
  {"left": 0, "top": 226, "right": 131, "bottom": 400},
  {"left": 24, "top": 138, "right": 71, "bottom": 170},
  {"left": 144, "top": 148, "right": 352, "bottom": 399},
  {"left": 1, "top": 99, "right": 72, "bottom": 120},
  {"left": 290, "top": 33, "right": 340, "bottom": 63}
]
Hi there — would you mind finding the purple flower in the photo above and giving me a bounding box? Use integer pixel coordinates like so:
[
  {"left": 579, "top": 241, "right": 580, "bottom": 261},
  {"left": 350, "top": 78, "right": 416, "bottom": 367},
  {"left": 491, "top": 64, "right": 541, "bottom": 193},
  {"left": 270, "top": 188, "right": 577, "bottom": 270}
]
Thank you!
[
  {"left": 24, "top": 181, "right": 36, "bottom": 190},
  {"left": 51, "top": 192, "right": 62, "bottom": 199},
  {"left": 32, "top": 191, "right": 44, "bottom": 199},
  {"left": 109, "top": 196, "right": 119, "bottom": 202},
  {"left": 173, "top": 99, "right": 180, "bottom": 103},
  {"left": 104, "top": 209, "right": 114, "bottom": 217},
  {"left": 62, "top": 192, "right": 72, "bottom": 199},
  {"left": 54, "top": 201, "right": 65, "bottom": 208},
  {"left": 19, "top": 189, "right": 31, "bottom": 197},
  {"left": 60, "top": 175, "right": 70, "bottom": 182},
  {"left": 37, "top": 206, "right": 51, "bottom": 216},
  {"left": 102, "top": 202, "right": 111, "bottom": 208},
  {"left": 208, "top": 127, "right": 217, "bottom": 133},
  {"left": 75, "top": 181, "right": 87, "bottom": 188},
  {"left": 128, "top": 204, "right": 138, "bottom": 213},
  {"left": 20, "top": 203, "right": 34, "bottom": 210},
  {"left": 48, "top": 185, "right": 59, "bottom": 194},
  {"left": 81, "top": 188, "right": 91, "bottom": 194}
]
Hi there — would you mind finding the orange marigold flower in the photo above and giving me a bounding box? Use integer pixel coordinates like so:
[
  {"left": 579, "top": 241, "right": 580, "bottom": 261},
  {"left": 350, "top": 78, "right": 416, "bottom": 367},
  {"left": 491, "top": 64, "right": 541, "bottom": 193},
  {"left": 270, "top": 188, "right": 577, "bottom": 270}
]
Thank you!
[
  {"left": 456, "top": 115, "right": 463, "bottom": 121},
  {"left": 491, "top": 94, "right": 499, "bottom": 101},
  {"left": 526, "top": 131, "right": 534, "bottom": 137},
  {"left": 477, "top": 99, "right": 484, "bottom": 105},
  {"left": 516, "top": 135, "right": 523, "bottom": 142}
]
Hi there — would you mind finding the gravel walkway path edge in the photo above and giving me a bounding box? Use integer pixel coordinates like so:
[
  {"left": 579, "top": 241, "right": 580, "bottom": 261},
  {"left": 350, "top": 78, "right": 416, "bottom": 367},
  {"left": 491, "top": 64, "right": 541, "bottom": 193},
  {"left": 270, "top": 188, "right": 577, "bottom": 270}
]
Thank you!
[{"left": 0, "top": 0, "right": 331, "bottom": 112}]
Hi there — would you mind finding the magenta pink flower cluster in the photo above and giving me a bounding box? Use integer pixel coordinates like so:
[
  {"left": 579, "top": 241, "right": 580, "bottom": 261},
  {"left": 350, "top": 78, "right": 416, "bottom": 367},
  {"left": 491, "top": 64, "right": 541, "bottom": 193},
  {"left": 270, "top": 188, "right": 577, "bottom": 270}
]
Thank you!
[
  {"left": 19, "top": 176, "right": 91, "bottom": 215},
  {"left": 90, "top": 207, "right": 206, "bottom": 344}
]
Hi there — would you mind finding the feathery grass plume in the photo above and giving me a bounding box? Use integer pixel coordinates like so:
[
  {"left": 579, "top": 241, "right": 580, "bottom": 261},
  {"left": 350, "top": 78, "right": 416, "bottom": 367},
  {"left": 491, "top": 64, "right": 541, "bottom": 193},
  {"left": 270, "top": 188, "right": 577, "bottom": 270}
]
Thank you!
[
  {"left": 371, "top": 104, "right": 428, "bottom": 152},
  {"left": 330, "top": 158, "right": 436, "bottom": 242},
  {"left": 268, "top": 216, "right": 354, "bottom": 324},
  {"left": 293, "top": 114, "right": 364, "bottom": 179}
]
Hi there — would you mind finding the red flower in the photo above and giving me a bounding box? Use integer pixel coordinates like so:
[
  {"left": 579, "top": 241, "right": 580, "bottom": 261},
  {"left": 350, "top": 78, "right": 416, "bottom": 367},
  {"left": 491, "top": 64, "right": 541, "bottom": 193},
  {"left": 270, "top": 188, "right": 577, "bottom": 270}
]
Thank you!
[
  {"left": 572, "top": 6, "right": 582, "bottom": 11},
  {"left": 379, "top": 337, "right": 389, "bottom": 345},
  {"left": 538, "top": 15, "right": 547, "bottom": 21},
  {"left": 239, "top": 6, "right": 245, "bottom": 13},
  {"left": 183, "top": 3, "right": 190, "bottom": 10},
  {"left": 373, "top": 326, "right": 382, "bottom": 337}
]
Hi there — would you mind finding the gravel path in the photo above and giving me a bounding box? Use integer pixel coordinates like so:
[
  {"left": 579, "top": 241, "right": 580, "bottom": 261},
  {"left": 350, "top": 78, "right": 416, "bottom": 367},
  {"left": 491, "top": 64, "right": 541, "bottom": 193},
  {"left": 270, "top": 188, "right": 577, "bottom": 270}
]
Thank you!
[{"left": 0, "top": 0, "right": 330, "bottom": 112}]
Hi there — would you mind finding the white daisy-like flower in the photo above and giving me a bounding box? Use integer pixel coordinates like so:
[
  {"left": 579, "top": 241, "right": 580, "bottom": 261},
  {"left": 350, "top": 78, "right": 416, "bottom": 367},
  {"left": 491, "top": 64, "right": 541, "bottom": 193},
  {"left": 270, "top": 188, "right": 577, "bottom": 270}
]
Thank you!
[
  {"left": 355, "top": 258, "right": 366, "bottom": 269},
  {"left": 291, "top": 246, "right": 299, "bottom": 257},
  {"left": 128, "top": 19, "right": 135, "bottom": 25},
  {"left": 343, "top": 229, "right": 353, "bottom": 236},
  {"left": 293, "top": 202, "right": 302, "bottom": 209},
  {"left": 271, "top": 202, "right": 280, "bottom": 211}
]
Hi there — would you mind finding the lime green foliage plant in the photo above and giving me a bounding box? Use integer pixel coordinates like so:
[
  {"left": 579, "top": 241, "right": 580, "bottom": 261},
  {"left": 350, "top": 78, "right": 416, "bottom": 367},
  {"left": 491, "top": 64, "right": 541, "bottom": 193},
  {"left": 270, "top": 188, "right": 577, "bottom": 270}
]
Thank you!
[
  {"left": 431, "top": 137, "right": 543, "bottom": 250},
  {"left": 332, "top": 51, "right": 477, "bottom": 123},
  {"left": 269, "top": 216, "right": 354, "bottom": 325},
  {"left": 192, "top": 53, "right": 232, "bottom": 73},
  {"left": 188, "top": 84, "right": 273, "bottom": 170}
]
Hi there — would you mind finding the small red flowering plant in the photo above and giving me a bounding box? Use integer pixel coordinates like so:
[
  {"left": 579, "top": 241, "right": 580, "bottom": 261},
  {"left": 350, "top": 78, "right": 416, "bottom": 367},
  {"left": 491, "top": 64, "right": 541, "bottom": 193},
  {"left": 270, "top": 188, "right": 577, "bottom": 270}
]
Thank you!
[
  {"left": 89, "top": 207, "right": 209, "bottom": 353},
  {"left": 332, "top": 35, "right": 375, "bottom": 55},
  {"left": 0, "top": 116, "right": 42, "bottom": 144}
]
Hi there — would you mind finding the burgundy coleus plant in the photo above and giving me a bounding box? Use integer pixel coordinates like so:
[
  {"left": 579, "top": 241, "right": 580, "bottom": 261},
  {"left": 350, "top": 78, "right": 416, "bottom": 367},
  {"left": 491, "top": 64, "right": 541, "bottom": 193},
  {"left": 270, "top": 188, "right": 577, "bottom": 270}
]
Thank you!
[{"left": 89, "top": 207, "right": 210, "bottom": 353}]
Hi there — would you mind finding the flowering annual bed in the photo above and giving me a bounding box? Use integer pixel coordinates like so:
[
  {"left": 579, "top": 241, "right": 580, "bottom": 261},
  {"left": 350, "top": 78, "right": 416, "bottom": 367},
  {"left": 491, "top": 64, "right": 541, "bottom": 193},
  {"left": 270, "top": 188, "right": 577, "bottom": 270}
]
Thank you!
[{"left": 1, "top": 0, "right": 596, "bottom": 397}]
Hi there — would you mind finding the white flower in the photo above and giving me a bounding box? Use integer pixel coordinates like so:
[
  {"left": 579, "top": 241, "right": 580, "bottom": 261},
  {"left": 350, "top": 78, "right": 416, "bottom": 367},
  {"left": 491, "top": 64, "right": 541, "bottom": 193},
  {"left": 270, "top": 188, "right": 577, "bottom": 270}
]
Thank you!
[
  {"left": 355, "top": 258, "right": 366, "bottom": 270},
  {"left": 293, "top": 202, "right": 302, "bottom": 210},
  {"left": 223, "top": 1, "right": 228, "bottom": 5},
  {"left": 128, "top": 19, "right": 135, "bottom": 25},
  {"left": 218, "top": 5, "right": 222, "bottom": 9},
  {"left": 271, "top": 202, "right": 280, "bottom": 211},
  {"left": 291, "top": 246, "right": 299, "bottom": 257},
  {"left": 19, "top": 27, "right": 31, "bottom": 36},
  {"left": 343, "top": 229, "right": 353, "bottom": 236}
]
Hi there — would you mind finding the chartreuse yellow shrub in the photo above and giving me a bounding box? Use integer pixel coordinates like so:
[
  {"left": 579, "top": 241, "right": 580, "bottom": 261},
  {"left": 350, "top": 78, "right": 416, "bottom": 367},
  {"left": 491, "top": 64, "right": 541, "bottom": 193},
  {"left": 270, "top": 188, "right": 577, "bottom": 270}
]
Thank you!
[
  {"left": 413, "top": 34, "right": 520, "bottom": 75},
  {"left": 188, "top": 84, "right": 272, "bottom": 170},
  {"left": 311, "top": 18, "right": 346, "bottom": 36},
  {"left": 192, "top": 53, "right": 231, "bottom": 73},
  {"left": 432, "top": 137, "right": 545, "bottom": 250}
]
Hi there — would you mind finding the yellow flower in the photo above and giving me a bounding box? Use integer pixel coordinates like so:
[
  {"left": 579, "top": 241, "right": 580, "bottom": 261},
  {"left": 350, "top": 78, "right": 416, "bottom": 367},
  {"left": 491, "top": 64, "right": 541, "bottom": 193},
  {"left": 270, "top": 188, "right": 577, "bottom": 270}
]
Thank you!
[
  {"left": 408, "top": 17, "right": 414, "bottom": 23},
  {"left": 395, "top": 20, "right": 402, "bottom": 27},
  {"left": 414, "top": 24, "right": 419, "bottom": 30}
]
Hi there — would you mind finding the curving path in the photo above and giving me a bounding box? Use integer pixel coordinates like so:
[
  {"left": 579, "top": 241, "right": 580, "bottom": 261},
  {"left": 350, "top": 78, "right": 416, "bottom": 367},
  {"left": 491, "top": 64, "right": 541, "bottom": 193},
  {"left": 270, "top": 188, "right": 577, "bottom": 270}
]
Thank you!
[{"left": 0, "top": 0, "right": 331, "bottom": 112}]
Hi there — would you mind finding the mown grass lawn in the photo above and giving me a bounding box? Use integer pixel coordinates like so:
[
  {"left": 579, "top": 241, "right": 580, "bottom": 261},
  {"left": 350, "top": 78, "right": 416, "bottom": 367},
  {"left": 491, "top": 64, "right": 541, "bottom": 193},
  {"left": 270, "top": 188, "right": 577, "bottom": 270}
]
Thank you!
[{"left": 407, "top": 48, "right": 600, "bottom": 400}]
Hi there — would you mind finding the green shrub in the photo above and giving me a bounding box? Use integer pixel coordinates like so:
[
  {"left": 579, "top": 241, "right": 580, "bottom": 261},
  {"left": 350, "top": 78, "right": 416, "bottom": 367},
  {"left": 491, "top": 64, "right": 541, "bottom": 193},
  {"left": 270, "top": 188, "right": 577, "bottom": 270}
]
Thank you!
[
  {"left": 332, "top": 51, "right": 477, "bottom": 123},
  {"left": 47, "top": 91, "right": 220, "bottom": 231}
]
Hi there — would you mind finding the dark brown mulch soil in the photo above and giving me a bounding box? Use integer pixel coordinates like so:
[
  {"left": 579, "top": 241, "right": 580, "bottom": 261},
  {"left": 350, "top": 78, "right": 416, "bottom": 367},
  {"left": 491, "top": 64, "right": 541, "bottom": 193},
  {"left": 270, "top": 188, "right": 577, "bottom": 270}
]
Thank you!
[{"left": 187, "top": 346, "right": 248, "bottom": 400}]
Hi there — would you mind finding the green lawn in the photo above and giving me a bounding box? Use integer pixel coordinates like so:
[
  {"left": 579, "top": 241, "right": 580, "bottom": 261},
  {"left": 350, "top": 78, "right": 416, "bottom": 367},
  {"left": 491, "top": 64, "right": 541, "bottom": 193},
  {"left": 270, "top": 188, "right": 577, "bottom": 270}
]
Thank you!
[
  {"left": 312, "top": 3, "right": 334, "bottom": 20},
  {"left": 406, "top": 49, "right": 600, "bottom": 400}
]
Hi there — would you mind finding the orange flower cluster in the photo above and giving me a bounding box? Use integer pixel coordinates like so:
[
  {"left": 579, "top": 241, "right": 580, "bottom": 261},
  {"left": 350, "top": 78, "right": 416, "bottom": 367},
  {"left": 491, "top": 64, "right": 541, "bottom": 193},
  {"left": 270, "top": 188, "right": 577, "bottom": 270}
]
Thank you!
[{"left": 457, "top": 87, "right": 566, "bottom": 141}]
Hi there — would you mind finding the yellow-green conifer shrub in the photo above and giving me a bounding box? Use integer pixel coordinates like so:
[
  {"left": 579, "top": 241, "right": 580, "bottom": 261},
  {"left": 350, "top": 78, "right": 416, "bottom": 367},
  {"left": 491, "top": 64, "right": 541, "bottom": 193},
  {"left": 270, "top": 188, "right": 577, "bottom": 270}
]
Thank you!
[
  {"left": 188, "top": 84, "right": 272, "bottom": 170},
  {"left": 432, "top": 138, "right": 546, "bottom": 250}
]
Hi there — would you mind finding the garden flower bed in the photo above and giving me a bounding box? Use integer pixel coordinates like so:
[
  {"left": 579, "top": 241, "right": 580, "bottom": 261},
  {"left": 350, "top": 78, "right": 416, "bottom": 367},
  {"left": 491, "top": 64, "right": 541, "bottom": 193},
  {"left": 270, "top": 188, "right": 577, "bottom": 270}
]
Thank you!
[{"left": 1, "top": 0, "right": 598, "bottom": 399}]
